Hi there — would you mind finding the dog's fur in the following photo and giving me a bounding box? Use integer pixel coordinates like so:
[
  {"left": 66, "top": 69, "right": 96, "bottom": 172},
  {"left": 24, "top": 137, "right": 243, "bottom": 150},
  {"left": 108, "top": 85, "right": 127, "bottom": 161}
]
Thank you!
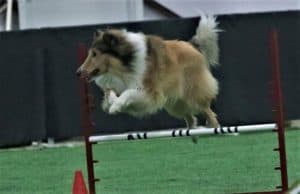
[{"left": 77, "top": 15, "right": 220, "bottom": 129}]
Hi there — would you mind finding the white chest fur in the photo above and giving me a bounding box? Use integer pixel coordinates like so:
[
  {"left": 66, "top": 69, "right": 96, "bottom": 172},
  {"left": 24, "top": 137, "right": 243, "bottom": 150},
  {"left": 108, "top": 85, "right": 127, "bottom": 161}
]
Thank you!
[
  {"left": 94, "top": 74, "right": 127, "bottom": 94},
  {"left": 95, "top": 32, "right": 147, "bottom": 95}
]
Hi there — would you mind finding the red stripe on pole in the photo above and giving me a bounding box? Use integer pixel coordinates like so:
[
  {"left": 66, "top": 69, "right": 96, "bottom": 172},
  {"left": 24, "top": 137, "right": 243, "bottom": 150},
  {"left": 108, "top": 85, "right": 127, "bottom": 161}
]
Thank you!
[
  {"left": 269, "top": 29, "right": 289, "bottom": 191},
  {"left": 78, "top": 43, "right": 97, "bottom": 194}
]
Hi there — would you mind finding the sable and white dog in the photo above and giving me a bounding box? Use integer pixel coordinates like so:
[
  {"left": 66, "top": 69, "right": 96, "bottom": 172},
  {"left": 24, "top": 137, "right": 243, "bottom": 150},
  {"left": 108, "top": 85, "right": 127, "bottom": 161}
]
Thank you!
[{"left": 77, "top": 15, "right": 220, "bottom": 130}]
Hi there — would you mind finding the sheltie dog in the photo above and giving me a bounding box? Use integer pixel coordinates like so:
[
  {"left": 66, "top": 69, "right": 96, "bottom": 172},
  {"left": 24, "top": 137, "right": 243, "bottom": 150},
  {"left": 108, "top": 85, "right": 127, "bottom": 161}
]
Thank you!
[{"left": 77, "top": 15, "right": 220, "bottom": 131}]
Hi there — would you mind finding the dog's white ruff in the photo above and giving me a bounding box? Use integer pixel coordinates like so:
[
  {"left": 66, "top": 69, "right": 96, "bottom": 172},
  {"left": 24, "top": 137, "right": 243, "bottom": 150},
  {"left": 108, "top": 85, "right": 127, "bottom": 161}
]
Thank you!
[
  {"left": 124, "top": 32, "right": 147, "bottom": 89},
  {"left": 94, "top": 32, "right": 148, "bottom": 114}
]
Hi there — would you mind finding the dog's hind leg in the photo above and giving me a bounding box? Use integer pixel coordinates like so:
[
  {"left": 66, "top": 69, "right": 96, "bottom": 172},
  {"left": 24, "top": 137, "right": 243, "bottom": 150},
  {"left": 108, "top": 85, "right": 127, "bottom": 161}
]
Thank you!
[
  {"left": 184, "top": 114, "right": 199, "bottom": 144},
  {"left": 203, "top": 106, "right": 219, "bottom": 128},
  {"left": 195, "top": 98, "right": 219, "bottom": 128},
  {"left": 184, "top": 114, "right": 197, "bottom": 129}
]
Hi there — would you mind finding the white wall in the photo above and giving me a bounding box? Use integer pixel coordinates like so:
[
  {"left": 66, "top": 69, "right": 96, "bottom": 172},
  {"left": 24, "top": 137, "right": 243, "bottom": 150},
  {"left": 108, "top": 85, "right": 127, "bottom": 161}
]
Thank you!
[
  {"left": 143, "top": 3, "right": 171, "bottom": 20},
  {"left": 156, "top": 0, "right": 300, "bottom": 16},
  {"left": 10, "top": 0, "right": 300, "bottom": 31},
  {"left": 18, "top": 0, "right": 143, "bottom": 30}
]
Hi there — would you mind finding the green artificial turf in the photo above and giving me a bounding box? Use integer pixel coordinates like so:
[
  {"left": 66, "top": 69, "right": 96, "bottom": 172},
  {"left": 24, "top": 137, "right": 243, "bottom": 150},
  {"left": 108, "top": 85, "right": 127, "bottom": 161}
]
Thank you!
[{"left": 0, "top": 129, "right": 299, "bottom": 194}]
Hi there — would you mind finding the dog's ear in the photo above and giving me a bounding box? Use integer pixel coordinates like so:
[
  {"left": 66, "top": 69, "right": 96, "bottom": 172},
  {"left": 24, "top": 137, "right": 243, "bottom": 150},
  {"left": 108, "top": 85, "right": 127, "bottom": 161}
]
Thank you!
[
  {"left": 103, "top": 33, "right": 119, "bottom": 47},
  {"left": 94, "top": 30, "right": 103, "bottom": 39}
]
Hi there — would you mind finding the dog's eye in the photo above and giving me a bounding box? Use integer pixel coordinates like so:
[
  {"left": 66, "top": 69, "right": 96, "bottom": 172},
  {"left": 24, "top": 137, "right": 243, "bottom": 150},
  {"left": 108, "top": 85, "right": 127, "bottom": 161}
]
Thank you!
[{"left": 92, "top": 51, "right": 97, "bottom": 57}]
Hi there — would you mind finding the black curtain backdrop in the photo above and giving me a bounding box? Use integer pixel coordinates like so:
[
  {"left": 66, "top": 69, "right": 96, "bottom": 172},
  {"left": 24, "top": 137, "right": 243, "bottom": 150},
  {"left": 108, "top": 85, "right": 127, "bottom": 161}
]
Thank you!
[{"left": 0, "top": 11, "right": 299, "bottom": 147}]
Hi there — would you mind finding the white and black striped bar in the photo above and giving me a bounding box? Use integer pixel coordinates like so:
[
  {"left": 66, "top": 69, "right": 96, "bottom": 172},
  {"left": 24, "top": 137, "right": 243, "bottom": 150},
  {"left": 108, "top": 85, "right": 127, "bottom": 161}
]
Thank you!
[{"left": 89, "top": 123, "right": 276, "bottom": 143}]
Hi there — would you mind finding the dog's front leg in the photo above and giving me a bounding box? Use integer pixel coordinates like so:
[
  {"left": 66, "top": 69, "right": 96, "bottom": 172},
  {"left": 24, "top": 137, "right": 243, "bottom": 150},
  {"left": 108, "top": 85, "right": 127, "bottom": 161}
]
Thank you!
[
  {"left": 101, "top": 89, "right": 117, "bottom": 112},
  {"left": 108, "top": 89, "right": 154, "bottom": 115}
]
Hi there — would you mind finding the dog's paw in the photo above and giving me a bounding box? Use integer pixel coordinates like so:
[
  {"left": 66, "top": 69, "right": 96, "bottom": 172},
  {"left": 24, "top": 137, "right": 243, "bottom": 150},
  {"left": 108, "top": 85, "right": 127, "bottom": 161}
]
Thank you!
[
  {"left": 101, "top": 99, "right": 110, "bottom": 112},
  {"left": 106, "top": 90, "right": 117, "bottom": 105},
  {"left": 206, "top": 119, "right": 220, "bottom": 128},
  {"left": 109, "top": 102, "right": 123, "bottom": 114}
]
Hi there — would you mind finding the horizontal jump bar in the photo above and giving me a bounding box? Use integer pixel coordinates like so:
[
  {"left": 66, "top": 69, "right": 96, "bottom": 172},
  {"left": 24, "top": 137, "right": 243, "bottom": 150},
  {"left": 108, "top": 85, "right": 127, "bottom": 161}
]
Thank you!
[{"left": 89, "top": 123, "right": 276, "bottom": 143}]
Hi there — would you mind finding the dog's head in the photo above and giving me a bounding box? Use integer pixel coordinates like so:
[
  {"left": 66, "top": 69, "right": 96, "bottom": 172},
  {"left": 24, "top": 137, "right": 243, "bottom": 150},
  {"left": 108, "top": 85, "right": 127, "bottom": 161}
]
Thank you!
[{"left": 76, "top": 29, "right": 135, "bottom": 80}]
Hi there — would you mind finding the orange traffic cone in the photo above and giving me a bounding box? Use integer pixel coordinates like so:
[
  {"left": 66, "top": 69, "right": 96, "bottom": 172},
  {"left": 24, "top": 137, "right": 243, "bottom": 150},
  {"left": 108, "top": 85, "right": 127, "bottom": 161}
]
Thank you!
[{"left": 72, "top": 170, "right": 88, "bottom": 194}]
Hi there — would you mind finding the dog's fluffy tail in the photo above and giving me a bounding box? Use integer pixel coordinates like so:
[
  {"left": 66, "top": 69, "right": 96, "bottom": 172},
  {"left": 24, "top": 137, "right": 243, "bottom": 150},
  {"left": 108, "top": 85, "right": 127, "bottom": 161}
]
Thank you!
[{"left": 190, "top": 14, "right": 220, "bottom": 67}]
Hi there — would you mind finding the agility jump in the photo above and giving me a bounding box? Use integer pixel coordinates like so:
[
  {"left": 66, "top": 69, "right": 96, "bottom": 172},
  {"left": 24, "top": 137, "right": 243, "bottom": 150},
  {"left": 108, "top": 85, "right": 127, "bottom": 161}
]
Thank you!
[
  {"left": 88, "top": 123, "right": 276, "bottom": 143},
  {"left": 76, "top": 28, "right": 289, "bottom": 194}
]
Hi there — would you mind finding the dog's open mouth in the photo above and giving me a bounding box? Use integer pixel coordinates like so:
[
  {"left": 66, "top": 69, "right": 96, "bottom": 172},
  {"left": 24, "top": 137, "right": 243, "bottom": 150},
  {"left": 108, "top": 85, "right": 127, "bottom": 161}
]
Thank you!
[{"left": 85, "top": 68, "right": 100, "bottom": 82}]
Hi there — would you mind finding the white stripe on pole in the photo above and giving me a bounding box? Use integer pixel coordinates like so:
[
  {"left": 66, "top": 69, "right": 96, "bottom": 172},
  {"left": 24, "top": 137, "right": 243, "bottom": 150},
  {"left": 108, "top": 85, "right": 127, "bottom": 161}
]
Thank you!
[
  {"left": 89, "top": 123, "right": 276, "bottom": 143},
  {"left": 5, "top": 0, "right": 13, "bottom": 31}
]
